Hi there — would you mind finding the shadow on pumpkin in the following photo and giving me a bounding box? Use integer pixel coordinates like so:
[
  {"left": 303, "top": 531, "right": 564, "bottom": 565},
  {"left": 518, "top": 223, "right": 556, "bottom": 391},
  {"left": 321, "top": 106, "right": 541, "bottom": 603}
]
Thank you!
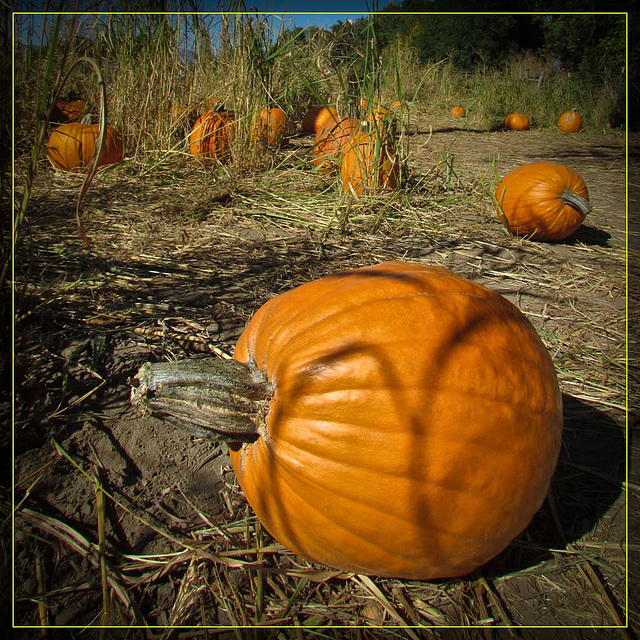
[
  {"left": 481, "top": 393, "right": 625, "bottom": 579},
  {"left": 230, "top": 265, "right": 575, "bottom": 581}
]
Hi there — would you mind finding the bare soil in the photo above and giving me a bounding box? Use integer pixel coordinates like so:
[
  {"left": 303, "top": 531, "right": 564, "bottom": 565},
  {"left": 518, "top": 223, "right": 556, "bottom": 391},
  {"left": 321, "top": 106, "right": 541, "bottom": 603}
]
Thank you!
[{"left": 7, "top": 113, "right": 635, "bottom": 637}]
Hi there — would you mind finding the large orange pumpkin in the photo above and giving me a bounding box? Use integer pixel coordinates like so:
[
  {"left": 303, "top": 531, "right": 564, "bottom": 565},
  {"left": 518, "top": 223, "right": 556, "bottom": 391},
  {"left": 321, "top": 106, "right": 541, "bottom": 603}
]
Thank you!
[
  {"left": 46, "top": 123, "right": 124, "bottom": 171},
  {"left": 558, "top": 109, "right": 582, "bottom": 133},
  {"left": 189, "top": 110, "right": 235, "bottom": 161},
  {"left": 504, "top": 113, "right": 529, "bottom": 130},
  {"left": 250, "top": 107, "right": 288, "bottom": 147},
  {"left": 132, "top": 261, "right": 563, "bottom": 579},
  {"left": 495, "top": 161, "right": 591, "bottom": 241},
  {"left": 312, "top": 116, "right": 361, "bottom": 174},
  {"left": 340, "top": 131, "right": 398, "bottom": 196},
  {"left": 302, "top": 106, "right": 340, "bottom": 134}
]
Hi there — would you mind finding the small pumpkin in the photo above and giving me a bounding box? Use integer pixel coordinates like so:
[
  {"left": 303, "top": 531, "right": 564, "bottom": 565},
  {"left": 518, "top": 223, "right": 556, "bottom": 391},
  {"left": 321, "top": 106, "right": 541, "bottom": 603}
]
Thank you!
[
  {"left": 340, "top": 131, "right": 398, "bottom": 196},
  {"left": 450, "top": 106, "right": 465, "bottom": 118},
  {"left": 312, "top": 116, "right": 360, "bottom": 174},
  {"left": 46, "top": 123, "right": 124, "bottom": 171},
  {"left": 389, "top": 99, "right": 406, "bottom": 110},
  {"left": 51, "top": 98, "right": 88, "bottom": 123},
  {"left": 495, "top": 161, "right": 591, "bottom": 241},
  {"left": 558, "top": 109, "right": 582, "bottom": 133},
  {"left": 504, "top": 113, "right": 529, "bottom": 130},
  {"left": 132, "top": 261, "right": 563, "bottom": 579},
  {"left": 250, "top": 108, "right": 288, "bottom": 147},
  {"left": 189, "top": 110, "right": 236, "bottom": 162},
  {"left": 302, "top": 106, "right": 340, "bottom": 134}
]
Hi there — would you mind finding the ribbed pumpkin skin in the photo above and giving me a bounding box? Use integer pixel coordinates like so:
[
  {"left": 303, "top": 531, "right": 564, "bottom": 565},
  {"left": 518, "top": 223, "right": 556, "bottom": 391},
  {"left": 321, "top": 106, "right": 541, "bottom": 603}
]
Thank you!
[
  {"left": 504, "top": 113, "right": 529, "bottom": 130},
  {"left": 46, "top": 123, "right": 124, "bottom": 171},
  {"left": 189, "top": 110, "right": 235, "bottom": 161},
  {"left": 251, "top": 108, "right": 288, "bottom": 146},
  {"left": 228, "top": 261, "right": 563, "bottom": 579},
  {"left": 302, "top": 106, "right": 339, "bottom": 134},
  {"left": 450, "top": 106, "right": 465, "bottom": 117},
  {"left": 495, "top": 161, "right": 589, "bottom": 241},
  {"left": 340, "top": 132, "right": 398, "bottom": 195},
  {"left": 312, "top": 117, "right": 360, "bottom": 174},
  {"left": 558, "top": 110, "right": 582, "bottom": 133}
]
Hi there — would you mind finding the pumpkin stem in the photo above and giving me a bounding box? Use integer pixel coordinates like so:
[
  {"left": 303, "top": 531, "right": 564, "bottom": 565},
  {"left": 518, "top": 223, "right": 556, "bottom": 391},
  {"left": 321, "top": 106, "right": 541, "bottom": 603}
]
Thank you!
[
  {"left": 130, "top": 359, "right": 272, "bottom": 443},
  {"left": 561, "top": 190, "right": 592, "bottom": 216}
]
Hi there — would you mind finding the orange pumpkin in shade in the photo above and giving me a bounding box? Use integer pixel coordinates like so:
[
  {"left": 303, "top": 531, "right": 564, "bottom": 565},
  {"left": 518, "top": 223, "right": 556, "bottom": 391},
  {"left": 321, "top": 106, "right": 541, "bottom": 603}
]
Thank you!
[
  {"left": 450, "top": 106, "right": 465, "bottom": 118},
  {"left": 51, "top": 98, "right": 88, "bottom": 123},
  {"left": 132, "top": 261, "right": 563, "bottom": 579},
  {"left": 495, "top": 161, "right": 591, "bottom": 241},
  {"left": 302, "top": 106, "right": 340, "bottom": 134},
  {"left": 340, "top": 131, "right": 398, "bottom": 196},
  {"left": 46, "top": 123, "right": 124, "bottom": 171},
  {"left": 558, "top": 109, "right": 582, "bottom": 133},
  {"left": 189, "top": 110, "right": 236, "bottom": 162},
  {"left": 504, "top": 113, "right": 530, "bottom": 130},
  {"left": 312, "top": 116, "right": 361, "bottom": 174},
  {"left": 250, "top": 108, "right": 288, "bottom": 147}
]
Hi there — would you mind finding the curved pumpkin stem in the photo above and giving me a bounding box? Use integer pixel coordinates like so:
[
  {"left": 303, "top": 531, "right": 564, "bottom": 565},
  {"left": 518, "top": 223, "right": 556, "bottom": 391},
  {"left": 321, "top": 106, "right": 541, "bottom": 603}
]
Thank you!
[
  {"left": 561, "top": 190, "right": 592, "bottom": 216},
  {"left": 131, "top": 359, "right": 272, "bottom": 443}
]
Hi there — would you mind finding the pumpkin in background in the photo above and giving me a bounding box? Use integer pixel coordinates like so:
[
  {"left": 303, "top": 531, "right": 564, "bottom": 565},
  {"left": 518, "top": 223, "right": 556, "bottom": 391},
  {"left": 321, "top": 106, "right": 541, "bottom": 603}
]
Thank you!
[
  {"left": 302, "top": 106, "right": 340, "bottom": 134},
  {"left": 365, "top": 107, "right": 393, "bottom": 132},
  {"left": 504, "top": 113, "right": 529, "bottom": 130},
  {"left": 558, "top": 109, "right": 582, "bottom": 133},
  {"left": 51, "top": 98, "right": 88, "bottom": 123},
  {"left": 389, "top": 99, "right": 406, "bottom": 110},
  {"left": 340, "top": 131, "right": 398, "bottom": 196},
  {"left": 250, "top": 107, "right": 288, "bottom": 147},
  {"left": 450, "top": 106, "right": 466, "bottom": 118},
  {"left": 46, "top": 123, "right": 124, "bottom": 171},
  {"left": 495, "top": 161, "right": 591, "bottom": 241},
  {"left": 132, "top": 261, "right": 563, "bottom": 579},
  {"left": 312, "top": 116, "right": 360, "bottom": 174},
  {"left": 189, "top": 110, "right": 235, "bottom": 162}
]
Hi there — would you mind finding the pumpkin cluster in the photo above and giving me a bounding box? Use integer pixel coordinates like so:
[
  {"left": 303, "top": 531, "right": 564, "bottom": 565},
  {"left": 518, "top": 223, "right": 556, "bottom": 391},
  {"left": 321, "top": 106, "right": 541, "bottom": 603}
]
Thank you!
[{"left": 304, "top": 100, "right": 401, "bottom": 196}]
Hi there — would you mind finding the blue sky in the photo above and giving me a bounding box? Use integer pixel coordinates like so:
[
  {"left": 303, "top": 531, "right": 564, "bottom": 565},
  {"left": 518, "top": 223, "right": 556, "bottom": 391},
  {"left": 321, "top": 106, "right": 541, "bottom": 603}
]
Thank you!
[{"left": 199, "top": 0, "right": 395, "bottom": 30}]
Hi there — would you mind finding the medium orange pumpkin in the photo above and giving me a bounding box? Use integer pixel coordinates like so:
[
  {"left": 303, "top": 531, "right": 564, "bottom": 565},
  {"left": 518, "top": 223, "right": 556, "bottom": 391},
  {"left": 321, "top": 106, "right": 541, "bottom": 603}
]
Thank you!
[
  {"left": 51, "top": 98, "right": 88, "bottom": 123},
  {"left": 250, "top": 108, "right": 288, "bottom": 147},
  {"left": 495, "top": 161, "right": 591, "bottom": 241},
  {"left": 312, "top": 116, "right": 361, "bottom": 174},
  {"left": 450, "top": 106, "right": 465, "bottom": 118},
  {"left": 189, "top": 110, "right": 235, "bottom": 162},
  {"left": 46, "top": 123, "right": 124, "bottom": 171},
  {"left": 132, "top": 261, "right": 563, "bottom": 579},
  {"left": 302, "top": 106, "right": 340, "bottom": 134},
  {"left": 504, "top": 113, "right": 529, "bottom": 130},
  {"left": 558, "top": 109, "right": 582, "bottom": 133},
  {"left": 340, "top": 131, "right": 398, "bottom": 196}
]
